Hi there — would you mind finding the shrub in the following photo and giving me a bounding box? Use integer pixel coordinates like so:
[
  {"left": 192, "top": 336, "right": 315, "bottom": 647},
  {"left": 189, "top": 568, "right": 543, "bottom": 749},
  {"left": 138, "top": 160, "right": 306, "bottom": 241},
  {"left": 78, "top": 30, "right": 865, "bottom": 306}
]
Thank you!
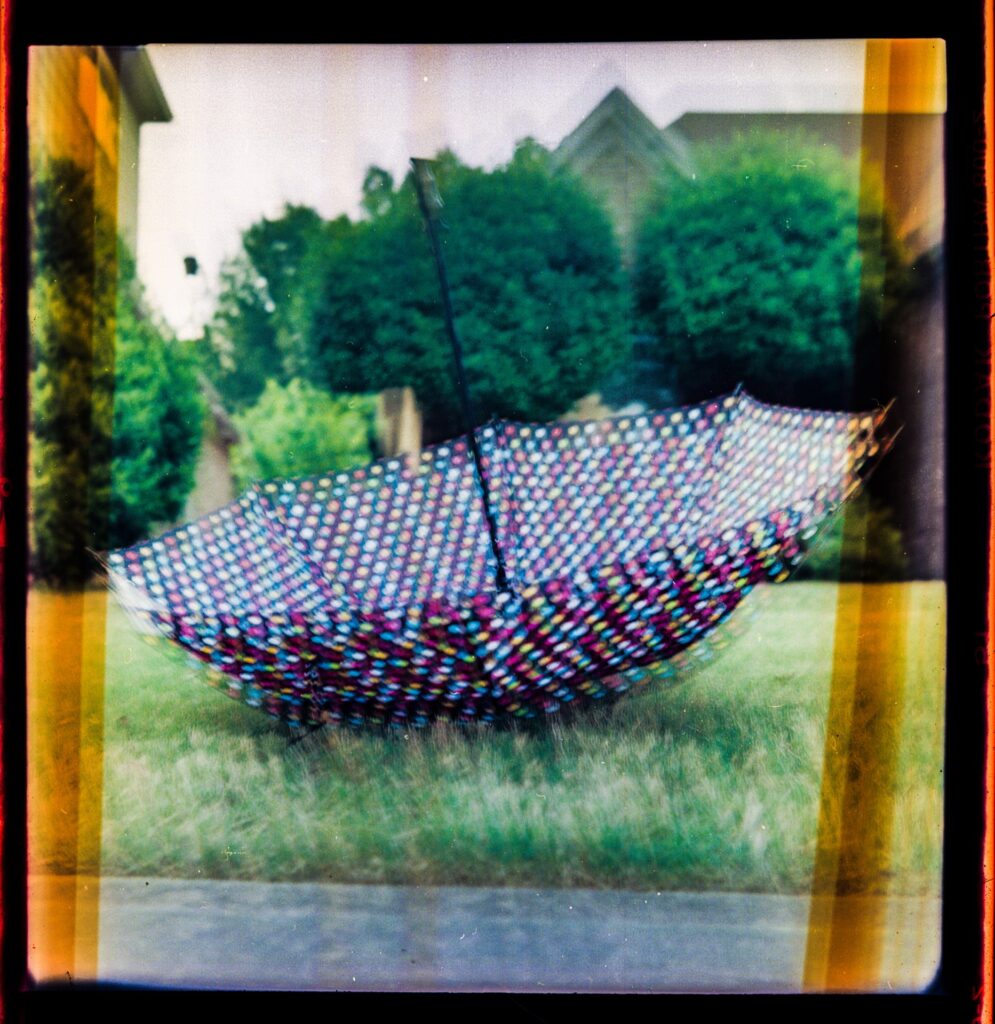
[
  {"left": 230, "top": 378, "right": 376, "bottom": 489},
  {"left": 634, "top": 129, "right": 912, "bottom": 410},
  {"left": 794, "top": 493, "right": 909, "bottom": 582},
  {"left": 307, "top": 144, "right": 630, "bottom": 440}
]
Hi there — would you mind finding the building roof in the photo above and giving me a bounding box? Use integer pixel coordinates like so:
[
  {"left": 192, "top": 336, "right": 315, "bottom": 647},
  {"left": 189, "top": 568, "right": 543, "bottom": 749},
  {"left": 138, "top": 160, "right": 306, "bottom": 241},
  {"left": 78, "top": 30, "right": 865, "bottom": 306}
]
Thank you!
[
  {"left": 553, "top": 87, "right": 694, "bottom": 179},
  {"left": 116, "top": 47, "right": 172, "bottom": 124}
]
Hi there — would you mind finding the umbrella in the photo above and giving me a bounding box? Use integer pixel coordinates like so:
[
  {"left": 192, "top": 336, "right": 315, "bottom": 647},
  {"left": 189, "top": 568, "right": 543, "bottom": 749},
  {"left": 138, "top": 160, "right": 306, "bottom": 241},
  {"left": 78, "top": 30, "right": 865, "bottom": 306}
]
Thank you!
[
  {"left": 105, "top": 159, "right": 896, "bottom": 729},
  {"left": 106, "top": 389, "right": 893, "bottom": 729}
]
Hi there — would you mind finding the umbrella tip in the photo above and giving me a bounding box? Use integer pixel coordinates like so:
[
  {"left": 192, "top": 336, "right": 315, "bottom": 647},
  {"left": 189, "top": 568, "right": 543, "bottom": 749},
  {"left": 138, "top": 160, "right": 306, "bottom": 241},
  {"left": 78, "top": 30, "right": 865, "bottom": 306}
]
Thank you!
[
  {"left": 410, "top": 158, "right": 443, "bottom": 211},
  {"left": 882, "top": 422, "right": 905, "bottom": 454}
]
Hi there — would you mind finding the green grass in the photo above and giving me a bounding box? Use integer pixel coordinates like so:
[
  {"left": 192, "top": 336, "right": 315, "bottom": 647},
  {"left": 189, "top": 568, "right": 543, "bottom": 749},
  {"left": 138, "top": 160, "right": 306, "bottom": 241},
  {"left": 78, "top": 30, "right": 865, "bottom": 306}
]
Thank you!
[{"left": 29, "top": 582, "right": 945, "bottom": 894}]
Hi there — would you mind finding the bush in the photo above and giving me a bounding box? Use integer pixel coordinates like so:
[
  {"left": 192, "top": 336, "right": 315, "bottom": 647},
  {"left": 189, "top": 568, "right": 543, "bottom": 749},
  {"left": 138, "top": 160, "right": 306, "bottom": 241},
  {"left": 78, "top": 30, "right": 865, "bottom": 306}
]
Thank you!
[
  {"left": 307, "top": 144, "right": 630, "bottom": 440},
  {"left": 794, "top": 493, "right": 909, "bottom": 582},
  {"left": 203, "top": 147, "right": 631, "bottom": 442},
  {"left": 634, "top": 130, "right": 912, "bottom": 409},
  {"left": 30, "top": 158, "right": 203, "bottom": 585},
  {"left": 108, "top": 273, "right": 204, "bottom": 543},
  {"left": 230, "top": 378, "right": 376, "bottom": 489}
]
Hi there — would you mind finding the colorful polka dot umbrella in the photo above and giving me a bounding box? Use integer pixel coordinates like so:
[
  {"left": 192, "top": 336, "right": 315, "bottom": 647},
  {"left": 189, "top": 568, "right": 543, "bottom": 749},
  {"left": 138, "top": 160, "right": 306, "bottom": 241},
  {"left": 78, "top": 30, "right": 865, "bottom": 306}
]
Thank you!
[
  {"left": 105, "top": 389, "right": 893, "bottom": 730},
  {"left": 105, "top": 160, "right": 895, "bottom": 731}
]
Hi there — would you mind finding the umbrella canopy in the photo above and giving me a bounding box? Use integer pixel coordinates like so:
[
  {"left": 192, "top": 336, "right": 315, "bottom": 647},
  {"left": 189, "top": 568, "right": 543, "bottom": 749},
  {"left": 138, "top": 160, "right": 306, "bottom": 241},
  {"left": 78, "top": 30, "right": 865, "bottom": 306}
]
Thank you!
[{"left": 106, "top": 389, "right": 891, "bottom": 728}]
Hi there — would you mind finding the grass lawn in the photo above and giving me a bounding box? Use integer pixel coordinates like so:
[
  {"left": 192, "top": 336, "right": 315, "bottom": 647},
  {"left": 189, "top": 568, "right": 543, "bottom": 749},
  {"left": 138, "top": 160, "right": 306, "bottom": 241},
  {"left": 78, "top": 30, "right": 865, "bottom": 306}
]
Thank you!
[{"left": 27, "top": 581, "right": 945, "bottom": 894}]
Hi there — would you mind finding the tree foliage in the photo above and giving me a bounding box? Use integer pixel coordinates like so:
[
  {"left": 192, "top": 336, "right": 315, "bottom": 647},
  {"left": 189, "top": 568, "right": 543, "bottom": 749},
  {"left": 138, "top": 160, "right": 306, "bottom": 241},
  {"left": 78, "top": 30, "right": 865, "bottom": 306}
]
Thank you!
[
  {"left": 633, "top": 130, "right": 913, "bottom": 409},
  {"left": 230, "top": 379, "right": 377, "bottom": 490},
  {"left": 202, "top": 204, "right": 337, "bottom": 410},
  {"left": 30, "top": 158, "right": 203, "bottom": 585},
  {"left": 107, "top": 272, "right": 204, "bottom": 544},
  {"left": 201, "top": 148, "right": 628, "bottom": 440},
  {"left": 305, "top": 145, "right": 630, "bottom": 439}
]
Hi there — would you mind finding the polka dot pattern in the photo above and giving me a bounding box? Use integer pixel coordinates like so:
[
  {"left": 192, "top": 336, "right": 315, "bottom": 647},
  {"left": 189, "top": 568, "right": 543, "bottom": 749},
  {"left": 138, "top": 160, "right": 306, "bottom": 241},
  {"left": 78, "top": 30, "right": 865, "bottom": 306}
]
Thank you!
[{"left": 106, "top": 391, "right": 889, "bottom": 728}]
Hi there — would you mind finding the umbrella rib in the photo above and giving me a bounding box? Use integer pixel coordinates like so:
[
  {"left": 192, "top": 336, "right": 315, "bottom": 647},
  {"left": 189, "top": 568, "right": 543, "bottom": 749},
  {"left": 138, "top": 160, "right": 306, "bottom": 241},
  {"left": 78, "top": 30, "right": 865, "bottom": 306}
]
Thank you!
[{"left": 248, "top": 483, "right": 344, "bottom": 609}]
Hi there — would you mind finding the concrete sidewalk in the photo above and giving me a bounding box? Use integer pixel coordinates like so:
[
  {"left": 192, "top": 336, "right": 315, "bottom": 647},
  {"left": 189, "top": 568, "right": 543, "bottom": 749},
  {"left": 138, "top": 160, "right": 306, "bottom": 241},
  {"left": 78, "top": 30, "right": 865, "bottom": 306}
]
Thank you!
[{"left": 28, "top": 876, "right": 940, "bottom": 993}]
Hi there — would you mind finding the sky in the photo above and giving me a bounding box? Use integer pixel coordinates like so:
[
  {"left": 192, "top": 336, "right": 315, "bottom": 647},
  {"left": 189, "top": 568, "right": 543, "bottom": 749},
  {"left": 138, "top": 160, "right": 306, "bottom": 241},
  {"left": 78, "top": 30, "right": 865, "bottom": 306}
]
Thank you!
[{"left": 136, "top": 41, "right": 868, "bottom": 338}]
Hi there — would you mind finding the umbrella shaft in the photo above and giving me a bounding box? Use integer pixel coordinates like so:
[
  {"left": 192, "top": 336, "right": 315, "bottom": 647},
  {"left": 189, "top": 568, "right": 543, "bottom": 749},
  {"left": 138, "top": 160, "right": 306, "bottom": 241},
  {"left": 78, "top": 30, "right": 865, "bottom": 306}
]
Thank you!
[{"left": 411, "top": 160, "right": 512, "bottom": 594}]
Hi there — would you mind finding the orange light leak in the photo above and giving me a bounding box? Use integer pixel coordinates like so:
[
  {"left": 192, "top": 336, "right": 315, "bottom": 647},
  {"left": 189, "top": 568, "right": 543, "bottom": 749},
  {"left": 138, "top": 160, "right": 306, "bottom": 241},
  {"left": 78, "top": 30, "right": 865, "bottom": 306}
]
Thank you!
[
  {"left": 802, "top": 38, "right": 945, "bottom": 993},
  {"left": 25, "top": 46, "right": 118, "bottom": 986}
]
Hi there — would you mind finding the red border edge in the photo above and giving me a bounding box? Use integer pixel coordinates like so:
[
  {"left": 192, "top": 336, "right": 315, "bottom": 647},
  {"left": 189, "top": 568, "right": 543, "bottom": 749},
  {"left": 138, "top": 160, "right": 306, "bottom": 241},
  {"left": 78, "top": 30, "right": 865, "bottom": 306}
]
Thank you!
[
  {"left": 0, "top": 0, "right": 11, "bottom": 1017},
  {"left": 985, "top": 0, "right": 995, "bottom": 1021}
]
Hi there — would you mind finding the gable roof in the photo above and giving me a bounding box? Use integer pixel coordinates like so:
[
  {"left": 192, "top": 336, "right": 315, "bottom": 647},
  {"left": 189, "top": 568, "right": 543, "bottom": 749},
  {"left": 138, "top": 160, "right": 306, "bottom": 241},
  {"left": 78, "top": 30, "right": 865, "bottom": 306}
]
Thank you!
[{"left": 553, "top": 87, "right": 694, "bottom": 179}]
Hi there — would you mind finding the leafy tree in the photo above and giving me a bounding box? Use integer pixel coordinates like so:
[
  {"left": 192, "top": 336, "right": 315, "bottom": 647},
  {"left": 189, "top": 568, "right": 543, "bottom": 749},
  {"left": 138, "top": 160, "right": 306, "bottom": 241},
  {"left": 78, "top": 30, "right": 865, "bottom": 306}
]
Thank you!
[
  {"left": 203, "top": 204, "right": 338, "bottom": 409},
  {"left": 308, "top": 144, "right": 630, "bottom": 440},
  {"left": 361, "top": 166, "right": 395, "bottom": 218},
  {"left": 30, "top": 158, "right": 203, "bottom": 585},
  {"left": 633, "top": 130, "right": 913, "bottom": 409},
  {"left": 230, "top": 379, "right": 376, "bottom": 489},
  {"left": 107, "top": 262, "right": 204, "bottom": 544}
]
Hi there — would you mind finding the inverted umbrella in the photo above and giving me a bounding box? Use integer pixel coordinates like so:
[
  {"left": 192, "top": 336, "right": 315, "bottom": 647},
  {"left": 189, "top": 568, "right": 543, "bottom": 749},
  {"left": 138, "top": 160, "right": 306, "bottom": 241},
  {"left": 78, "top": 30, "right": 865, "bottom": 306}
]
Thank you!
[
  {"left": 106, "top": 162, "right": 895, "bottom": 730},
  {"left": 106, "top": 390, "right": 892, "bottom": 728}
]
